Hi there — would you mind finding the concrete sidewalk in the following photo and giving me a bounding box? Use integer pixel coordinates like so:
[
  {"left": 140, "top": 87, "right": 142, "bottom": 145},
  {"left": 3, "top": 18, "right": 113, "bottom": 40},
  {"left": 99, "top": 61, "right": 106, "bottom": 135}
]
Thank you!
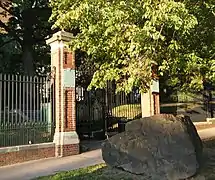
[
  {"left": 1, "top": 128, "right": 215, "bottom": 180},
  {"left": 0, "top": 149, "right": 104, "bottom": 180}
]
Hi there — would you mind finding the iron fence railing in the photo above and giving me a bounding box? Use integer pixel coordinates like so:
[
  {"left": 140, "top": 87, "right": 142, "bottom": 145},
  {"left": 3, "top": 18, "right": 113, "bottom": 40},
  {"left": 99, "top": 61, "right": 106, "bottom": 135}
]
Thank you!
[
  {"left": 75, "top": 81, "right": 142, "bottom": 139},
  {"left": 160, "top": 90, "right": 215, "bottom": 121},
  {"left": 0, "top": 74, "right": 55, "bottom": 147},
  {"left": 106, "top": 82, "right": 141, "bottom": 121}
]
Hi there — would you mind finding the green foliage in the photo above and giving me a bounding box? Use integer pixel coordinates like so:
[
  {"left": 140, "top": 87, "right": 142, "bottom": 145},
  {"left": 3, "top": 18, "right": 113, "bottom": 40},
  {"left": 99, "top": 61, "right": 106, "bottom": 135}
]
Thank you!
[
  {"left": 50, "top": 0, "right": 201, "bottom": 93},
  {"left": 0, "top": 34, "right": 22, "bottom": 73},
  {"left": 0, "top": 0, "right": 53, "bottom": 75},
  {"left": 75, "top": 50, "right": 97, "bottom": 88},
  {"left": 160, "top": 1, "right": 215, "bottom": 91}
]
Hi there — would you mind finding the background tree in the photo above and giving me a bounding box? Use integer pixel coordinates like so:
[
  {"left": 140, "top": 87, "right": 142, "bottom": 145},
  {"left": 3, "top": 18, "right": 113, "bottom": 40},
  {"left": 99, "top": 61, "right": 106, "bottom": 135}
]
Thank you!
[
  {"left": 0, "top": 0, "right": 54, "bottom": 75},
  {"left": 75, "top": 50, "right": 97, "bottom": 88},
  {"left": 159, "top": 1, "right": 215, "bottom": 92}
]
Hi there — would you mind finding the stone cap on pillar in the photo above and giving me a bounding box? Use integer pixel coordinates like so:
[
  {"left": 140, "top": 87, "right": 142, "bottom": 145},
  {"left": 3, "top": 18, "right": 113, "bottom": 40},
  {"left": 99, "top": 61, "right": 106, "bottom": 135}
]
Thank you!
[{"left": 46, "top": 31, "right": 73, "bottom": 45}]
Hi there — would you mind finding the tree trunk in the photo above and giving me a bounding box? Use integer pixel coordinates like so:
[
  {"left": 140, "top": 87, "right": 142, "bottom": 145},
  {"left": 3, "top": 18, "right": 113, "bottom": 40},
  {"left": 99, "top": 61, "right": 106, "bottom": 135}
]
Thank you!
[
  {"left": 22, "top": 8, "right": 35, "bottom": 76},
  {"left": 22, "top": 45, "right": 34, "bottom": 76},
  {"left": 21, "top": 45, "right": 36, "bottom": 111}
]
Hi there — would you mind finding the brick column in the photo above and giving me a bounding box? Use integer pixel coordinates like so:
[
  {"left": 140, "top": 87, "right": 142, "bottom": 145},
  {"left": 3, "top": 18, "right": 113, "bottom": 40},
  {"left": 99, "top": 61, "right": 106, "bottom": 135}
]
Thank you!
[
  {"left": 153, "top": 93, "right": 160, "bottom": 114},
  {"left": 46, "top": 31, "right": 79, "bottom": 157}
]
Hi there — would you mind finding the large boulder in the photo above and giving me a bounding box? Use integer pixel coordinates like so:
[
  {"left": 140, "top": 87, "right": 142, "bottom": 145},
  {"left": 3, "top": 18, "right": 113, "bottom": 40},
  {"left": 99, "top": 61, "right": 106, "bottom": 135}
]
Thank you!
[{"left": 102, "top": 114, "right": 203, "bottom": 180}]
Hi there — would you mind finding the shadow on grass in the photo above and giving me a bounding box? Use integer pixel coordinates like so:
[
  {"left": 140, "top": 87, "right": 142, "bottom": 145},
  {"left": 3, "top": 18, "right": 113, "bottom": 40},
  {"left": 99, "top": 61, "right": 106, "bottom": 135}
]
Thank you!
[
  {"left": 35, "top": 164, "right": 136, "bottom": 180},
  {"left": 160, "top": 105, "right": 178, "bottom": 115}
]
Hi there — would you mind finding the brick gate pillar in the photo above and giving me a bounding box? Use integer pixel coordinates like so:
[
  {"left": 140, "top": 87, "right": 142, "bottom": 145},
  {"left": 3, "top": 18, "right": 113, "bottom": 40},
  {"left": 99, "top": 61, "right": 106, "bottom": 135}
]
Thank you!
[{"left": 46, "top": 31, "right": 79, "bottom": 157}]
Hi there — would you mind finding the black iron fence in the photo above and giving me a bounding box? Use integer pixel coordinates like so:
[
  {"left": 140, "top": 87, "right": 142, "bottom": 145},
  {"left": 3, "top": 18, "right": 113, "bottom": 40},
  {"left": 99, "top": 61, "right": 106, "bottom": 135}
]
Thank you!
[
  {"left": 0, "top": 74, "right": 55, "bottom": 147},
  {"left": 76, "top": 81, "right": 141, "bottom": 139},
  {"left": 105, "top": 82, "right": 141, "bottom": 134},
  {"left": 76, "top": 87, "right": 106, "bottom": 138},
  {"left": 160, "top": 89, "right": 215, "bottom": 122}
]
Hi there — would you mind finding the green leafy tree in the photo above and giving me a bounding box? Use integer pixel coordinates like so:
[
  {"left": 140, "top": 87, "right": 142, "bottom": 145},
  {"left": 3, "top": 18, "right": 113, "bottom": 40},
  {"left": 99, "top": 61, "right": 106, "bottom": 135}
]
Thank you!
[
  {"left": 0, "top": 0, "right": 54, "bottom": 75},
  {"left": 75, "top": 50, "right": 97, "bottom": 88},
  {"left": 0, "top": 33, "right": 22, "bottom": 73},
  {"left": 50, "top": 0, "right": 215, "bottom": 93},
  {"left": 159, "top": 1, "right": 215, "bottom": 92}
]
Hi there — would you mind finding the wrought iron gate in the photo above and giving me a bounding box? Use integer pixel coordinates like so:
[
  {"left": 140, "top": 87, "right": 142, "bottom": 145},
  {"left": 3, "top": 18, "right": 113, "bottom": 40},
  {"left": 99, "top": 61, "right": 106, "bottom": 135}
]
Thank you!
[
  {"left": 75, "top": 81, "right": 141, "bottom": 139},
  {"left": 75, "top": 53, "right": 141, "bottom": 139},
  {"left": 105, "top": 82, "right": 141, "bottom": 134},
  {"left": 76, "top": 86, "right": 106, "bottom": 139}
]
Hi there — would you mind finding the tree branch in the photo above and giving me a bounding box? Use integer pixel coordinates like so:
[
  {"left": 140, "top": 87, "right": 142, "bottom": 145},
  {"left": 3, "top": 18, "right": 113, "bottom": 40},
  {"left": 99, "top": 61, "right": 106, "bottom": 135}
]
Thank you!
[
  {"left": 0, "top": 2, "right": 21, "bottom": 20},
  {"left": 0, "top": 2, "right": 13, "bottom": 17},
  {"left": 0, "top": 38, "right": 16, "bottom": 48},
  {"left": 34, "top": 0, "right": 39, "bottom": 8},
  {"left": 0, "top": 20, "right": 22, "bottom": 45},
  {"left": 0, "top": 20, "right": 10, "bottom": 32}
]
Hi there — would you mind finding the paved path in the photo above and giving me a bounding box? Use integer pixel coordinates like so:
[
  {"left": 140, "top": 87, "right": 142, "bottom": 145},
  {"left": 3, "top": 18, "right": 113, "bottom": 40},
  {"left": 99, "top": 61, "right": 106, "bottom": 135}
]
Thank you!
[
  {"left": 1, "top": 128, "right": 215, "bottom": 180},
  {"left": 0, "top": 149, "right": 104, "bottom": 180}
]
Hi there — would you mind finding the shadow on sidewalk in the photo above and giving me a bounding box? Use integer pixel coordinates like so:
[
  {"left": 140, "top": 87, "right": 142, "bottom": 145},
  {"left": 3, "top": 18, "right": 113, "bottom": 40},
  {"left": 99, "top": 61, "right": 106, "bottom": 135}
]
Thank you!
[{"left": 80, "top": 140, "right": 104, "bottom": 153}]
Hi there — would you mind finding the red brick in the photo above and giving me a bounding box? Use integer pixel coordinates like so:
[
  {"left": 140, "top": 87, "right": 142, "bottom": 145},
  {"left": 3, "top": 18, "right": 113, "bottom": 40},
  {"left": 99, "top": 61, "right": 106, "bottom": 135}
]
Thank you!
[
  {"left": 57, "top": 144, "right": 79, "bottom": 156},
  {"left": 64, "top": 87, "right": 76, "bottom": 132},
  {"left": 0, "top": 147, "right": 55, "bottom": 166},
  {"left": 63, "top": 49, "right": 75, "bottom": 69}
]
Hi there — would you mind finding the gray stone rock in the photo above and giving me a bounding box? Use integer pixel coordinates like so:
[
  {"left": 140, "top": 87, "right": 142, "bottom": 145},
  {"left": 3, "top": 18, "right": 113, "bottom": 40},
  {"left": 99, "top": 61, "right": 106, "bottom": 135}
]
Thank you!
[{"left": 102, "top": 114, "right": 203, "bottom": 180}]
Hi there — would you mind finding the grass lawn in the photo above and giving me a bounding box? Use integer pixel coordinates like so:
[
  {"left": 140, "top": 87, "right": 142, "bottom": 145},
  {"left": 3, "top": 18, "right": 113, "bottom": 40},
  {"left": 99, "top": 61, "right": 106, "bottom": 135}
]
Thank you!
[
  {"left": 112, "top": 104, "right": 141, "bottom": 120},
  {"left": 35, "top": 138, "right": 215, "bottom": 180},
  {"left": 35, "top": 163, "right": 137, "bottom": 180}
]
